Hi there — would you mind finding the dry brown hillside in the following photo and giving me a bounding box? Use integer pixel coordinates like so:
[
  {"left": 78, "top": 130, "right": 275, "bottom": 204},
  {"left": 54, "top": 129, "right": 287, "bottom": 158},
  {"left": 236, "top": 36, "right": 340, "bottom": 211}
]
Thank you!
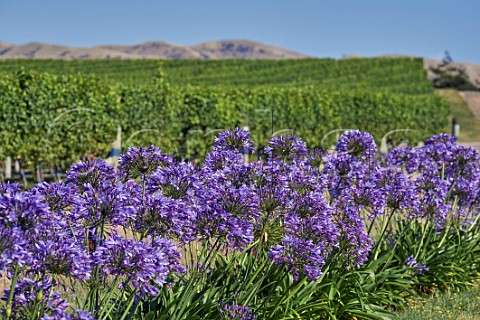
[
  {"left": 0, "top": 40, "right": 307, "bottom": 60},
  {"left": 191, "top": 40, "right": 306, "bottom": 59}
]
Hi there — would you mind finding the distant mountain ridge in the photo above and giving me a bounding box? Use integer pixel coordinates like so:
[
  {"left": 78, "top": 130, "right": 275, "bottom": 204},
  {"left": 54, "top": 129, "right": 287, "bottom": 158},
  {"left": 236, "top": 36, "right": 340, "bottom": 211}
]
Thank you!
[{"left": 0, "top": 40, "right": 308, "bottom": 60}]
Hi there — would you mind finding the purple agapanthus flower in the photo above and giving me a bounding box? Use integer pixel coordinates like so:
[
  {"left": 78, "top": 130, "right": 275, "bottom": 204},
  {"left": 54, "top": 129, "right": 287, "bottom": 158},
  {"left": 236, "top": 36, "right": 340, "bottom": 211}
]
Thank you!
[
  {"left": 0, "top": 182, "right": 22, "bottom": 195},
  {"left": 66, "top": 159, "right": 116, "bottom": 193},
  {"left": 269, "top": 192, "right": 338, "bottom": 281},
  {"left": 72, "top": 179, "right": 142, "bottom": 227},
  {"left": 213, "top": 128, "right": 255, "bottom": 155},
  {"left": 336, "top": 130, "right": 377, "bottom": 162},
  {"left": 118, "top": 145, "right": 174, "bottom": 180},
  {"left": 264, "top": 134, "right": 308, "bottom": 161},
  {"left": 2, "top": 277, "right": 72, "bottom": 320},
  {"left": 218, "top": 301, "right": 256, "bottom": 320},
  {"left": 0, "top": 190, "right": 68, "bottom": 247},
  {"left": 386, "top": 145, "right": 420, "bottom": 174},
  {"left": 31, "top": 182, "right": 77, "bottom": 216},
  {"left": 136, "top": 193, "right": 197, "bottom": 243},
  {"left": 405, "top": 255, "right": 429, "bottom": 275},
  {"left": 0, "top": 226, "right": 32, "bottom": 271},
  {"left": 33, "top": 235, "right": 91, "bottom": 280},
  {"left": 93, "top": 235, "right": 183, "bottom": 296},
  {"left": 147, "top": 161, "right": 200, "bottom": 199},
  {"left": 196, "top": 181, "right": 261, "bottom": 249}
]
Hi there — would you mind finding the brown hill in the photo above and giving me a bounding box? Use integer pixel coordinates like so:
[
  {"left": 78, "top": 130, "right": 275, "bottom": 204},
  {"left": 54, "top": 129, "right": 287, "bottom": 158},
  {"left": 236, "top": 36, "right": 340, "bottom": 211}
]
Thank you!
[
  {"left": 0, "top": 42, "right": 141, "bottom": 59},
  {"left": 191, "top": 40, "right": 306, "bottom": 59},
  {"left": 0, "top": 40, "right": 307, "bottom": 60},
  {"left": 96, "top": 41, "right": 203, "bottom": 59}
]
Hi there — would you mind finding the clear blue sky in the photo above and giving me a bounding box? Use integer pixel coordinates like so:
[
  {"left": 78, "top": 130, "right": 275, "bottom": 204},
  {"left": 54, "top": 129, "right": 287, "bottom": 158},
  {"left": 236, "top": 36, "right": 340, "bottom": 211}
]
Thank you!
[{"left": 1, "top": 0, "right": 479, "bottom": 63}]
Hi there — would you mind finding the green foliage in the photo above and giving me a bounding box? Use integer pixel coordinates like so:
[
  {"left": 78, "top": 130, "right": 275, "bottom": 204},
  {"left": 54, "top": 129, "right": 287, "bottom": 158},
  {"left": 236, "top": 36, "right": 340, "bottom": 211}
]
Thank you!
[
  {"left": 0, "top": 57, "right": 434, "bottom": 94},
  {"left": 138, "top": 242, "right": 402, "bottom": 320},
  {"left": 0, "top": 69, "right": 449, "bottom": 166},
  {"left": 0, "top": 69, "right": 117, "bottom": 164}
]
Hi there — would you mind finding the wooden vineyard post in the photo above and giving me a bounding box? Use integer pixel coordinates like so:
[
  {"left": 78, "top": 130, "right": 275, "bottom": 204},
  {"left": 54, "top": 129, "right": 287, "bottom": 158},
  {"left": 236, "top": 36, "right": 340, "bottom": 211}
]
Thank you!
[{"left": 5, "top": 156, "right": 12, "bottom": 179}]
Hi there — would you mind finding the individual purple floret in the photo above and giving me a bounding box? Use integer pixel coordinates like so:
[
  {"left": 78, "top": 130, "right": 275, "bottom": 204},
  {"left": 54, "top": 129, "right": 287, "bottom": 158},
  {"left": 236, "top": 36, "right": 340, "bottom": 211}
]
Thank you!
[
  {"left": 336, "top": 130, "right": 377, "bottom": 162},
  {"left": 2, "top": 277, "right": 71, "bottom": 320},
  {"left": 93, "top": 235, "right": 183, "bottom": 296},
  {"left": 218, "top": 301, "right": 256, "bottom": 320},
  {"left": 118, "top": 145, "right": 174, "bottom": 180},
  {"left": 264, "top": 134, "right": 308, "bottom": 161},
  {"left": 404, "top": 255, "right": 417, "bottom": 266},
  {"left": 213, "top": 128, "right": 255, "bottom": 155},
  {"left": 414, "top": 263, "right": 430, "bottom": 275}
]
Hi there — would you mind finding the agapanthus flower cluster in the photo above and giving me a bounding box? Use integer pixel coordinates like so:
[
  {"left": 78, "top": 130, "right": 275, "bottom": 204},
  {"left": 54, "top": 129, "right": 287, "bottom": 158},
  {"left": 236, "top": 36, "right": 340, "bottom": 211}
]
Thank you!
[
  {"left": 405, "top": 255, "right": 429, "bottom": 275},
  {"left": 66, "top": 159, "right": 116, "bottom": 192},
  {"left": 72, "top": 178, "right": 142, "bottom": 227},
  {"left": 2, "top": 277, "right": 94, "bottom": 320},
  {"left": 147, "top": 161, "right": 200, "bottom": 199},
  {"left": 31, "top": 182, "right": 77, "bottom": 215},
  {"left": 264, "top": 134, "right": 308, "bottom": 161},
  {"left": 218, "top": 301, "right": 256, "bottom": 320},
  {"left": 118, "top": 145, "right": 174, "bottom": 180},
  {"left": 336, "top": 130, "right": 377, "bottom": 162},
  {"left": 136, "top": 193, "right": 197, "bottom": 242},
  {"left": 269, "top": 193, "right": 338, "bottom": 280},
  {"left": 196, "top": 181, "right": 261, "bottom": 249},
  {"left": 93, "top": 235, "right": 183, "bottom": 296},
  {"left": 0, "top": 226, "right": 32, "bottom": 270},
  {"left": 2, "top": 128, "right": 480, "bottom": 318},
  {"left": 386, "top": 145, "right": 420, "bottom": 174},
  {"left": 33, "top": 235, "right": 91, "bottom": 280},
  {"left": 213, "top": 128, "right": 255, "bottom": 155}
]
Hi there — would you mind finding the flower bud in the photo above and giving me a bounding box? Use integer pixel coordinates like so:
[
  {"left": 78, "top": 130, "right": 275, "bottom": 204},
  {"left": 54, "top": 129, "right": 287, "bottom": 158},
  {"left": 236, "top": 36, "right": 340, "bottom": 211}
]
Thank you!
[
  {"left": 5, "top": 306, "right": 12, "bottom": 318},
  {"left": 35, "top": 289, "right": 43, "bottom": 302}
]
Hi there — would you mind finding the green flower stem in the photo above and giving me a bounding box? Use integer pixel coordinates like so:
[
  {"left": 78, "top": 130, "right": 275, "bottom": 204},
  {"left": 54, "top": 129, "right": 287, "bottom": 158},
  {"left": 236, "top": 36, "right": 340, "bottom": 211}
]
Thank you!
[
  {"left": 415, "top": 219, "right": 433, "bottom": 260},
  {"left": 373, "top": 208, "right": 397, "bottom": 260},
  {"left": 4, "top": 262, "right": 20, "bottom": 320}
]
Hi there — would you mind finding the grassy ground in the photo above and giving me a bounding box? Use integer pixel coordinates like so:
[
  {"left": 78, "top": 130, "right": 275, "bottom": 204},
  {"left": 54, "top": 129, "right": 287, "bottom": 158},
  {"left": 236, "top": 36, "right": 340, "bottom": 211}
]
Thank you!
[
  {"left": 396, "top": 287, "right": 480, "bottom": 320},
  {"left": 437, "top": 89, "right": 480, "bottom": 142}
]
